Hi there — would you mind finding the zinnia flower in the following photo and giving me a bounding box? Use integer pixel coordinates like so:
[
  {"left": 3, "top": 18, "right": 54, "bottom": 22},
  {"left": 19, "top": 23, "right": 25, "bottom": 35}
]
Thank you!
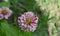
[
  {"left": 18, "top": 12, "right": 38, "bottom": 32},
  {"left": 0, "top": 6, "right": 12, "bottom": 19}
]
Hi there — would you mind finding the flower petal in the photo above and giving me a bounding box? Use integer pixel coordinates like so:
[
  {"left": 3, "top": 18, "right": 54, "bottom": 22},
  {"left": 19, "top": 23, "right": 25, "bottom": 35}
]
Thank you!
[
  {"left": 0, "top": 14, "right": 3, "bottom": 20},
  {"left": 24, "top": 12, "right": 34, "bottom": 19},
  {"left": 32, "top": 15, "right": 38, "bottom": 23},
  {"left": 4, "top": 15, "right": 8, "bottom": 19}
]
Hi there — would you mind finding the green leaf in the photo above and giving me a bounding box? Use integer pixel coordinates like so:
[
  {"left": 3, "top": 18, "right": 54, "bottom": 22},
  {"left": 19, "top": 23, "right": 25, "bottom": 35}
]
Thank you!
[
  {"left": 9, "top": 0, "right": 18, "bottom": 4},
  {"left": 0, "top": 2, "right": 10, "bottom": 8},
  {"left": 19, "top": 30, "right": 33, "bottom": 36},
  {"left": 18, "top": 0, "right": 36, "bottom": 11},
  {"left": 0, "top": 20, "right": 33, "bottom": 36},
  {"left": 1, "top": 20, "right": 19, "bottom": 36}
]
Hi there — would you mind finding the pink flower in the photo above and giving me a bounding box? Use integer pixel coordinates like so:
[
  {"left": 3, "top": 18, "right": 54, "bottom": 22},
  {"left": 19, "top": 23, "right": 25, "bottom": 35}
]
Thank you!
[
  {"left": 18, "top": 12, "right": 38, "bottom": 32},
  {"left": 0, "top": 6, "right": 12, "bottom": 19}
]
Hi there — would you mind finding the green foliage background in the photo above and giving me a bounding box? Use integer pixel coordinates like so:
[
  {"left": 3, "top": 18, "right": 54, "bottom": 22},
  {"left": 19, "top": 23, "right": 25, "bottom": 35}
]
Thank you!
[{"left": 0, "top": 0, "right": 51, "bottom": 36}]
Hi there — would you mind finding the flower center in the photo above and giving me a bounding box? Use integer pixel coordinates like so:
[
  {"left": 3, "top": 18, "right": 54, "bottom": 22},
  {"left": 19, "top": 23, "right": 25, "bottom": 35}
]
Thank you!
[
  {"left": 25, "top": 19, "right": 32, "bottom": 24},
  {"left": 2, "top": 10, "right": 7, "bottom": 15}
]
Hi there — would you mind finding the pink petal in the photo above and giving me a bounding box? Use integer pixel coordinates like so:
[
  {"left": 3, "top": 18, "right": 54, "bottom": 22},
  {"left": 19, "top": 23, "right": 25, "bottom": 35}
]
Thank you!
[
  {"left": 2, "top": 6, "right": 9, "bottom": 10},
  {"left": 24, "top": 12, "right": 34, "bottom": 19},
  {"left": 0, "top": 14, "right": 3, "bottom": 20},
  {"left": 32, "top": 15, "right": 38, "bottom": 23},
  {"left": 4, "top": 15, "right": 8, "bottom": 19}
]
